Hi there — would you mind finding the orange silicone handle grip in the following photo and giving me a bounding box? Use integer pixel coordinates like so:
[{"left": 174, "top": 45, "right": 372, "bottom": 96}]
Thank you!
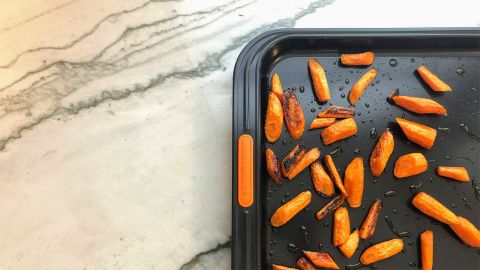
[{"left": 238, "top": 134, "right": 254, "bottom": 207}]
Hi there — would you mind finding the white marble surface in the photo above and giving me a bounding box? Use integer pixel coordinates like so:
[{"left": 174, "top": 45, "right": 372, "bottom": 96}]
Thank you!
[{"left": 0, "top": 0, "right": 479, "bottom": 269}]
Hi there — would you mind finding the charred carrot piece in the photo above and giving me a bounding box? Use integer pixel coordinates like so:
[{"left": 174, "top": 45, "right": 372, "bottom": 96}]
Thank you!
[
  {"left": 309, "top": 118, "right": 336, "bottom": 130},
  {"left": 265, "top": 92, "right": 283, "bottom": 143},
  {"left": 271, "top": 191, "right": 312, "bottom": 227},
  {"left": 370, "top": 129, "right": 394, "bottom": 177},
  {"left": 412, "top": 192, "right": 459, "bottom": 225},
  {"left": 348, "top": 69, "right": 377, "bottom": 105},
  {"left": 390, "top": 93, "right": 447, "bottom": 115},
  {"left": 272, "top": 264, "right": 298, "bottom": 270},
  {"left": 310, "top": 161, "right": 335, "bottom": 196},
  {"left": 296, "top": 257, "right": 316, "bottom": 270},
  {"left": 420, "top": 230, "right": 433, "bottom": 270},
  {"left": 359, "top": 199, "right": 383, "bottom": 240},
  {"left": 266, "top": 149, "right": 281, "bottom": 184},
  {"left": 271, "top": 73, "right": 284, "bottom": 101},
  {"left": 283, "top": 90, "right": 305, "bottom": 139},
  {"left": 303, "top": 251, "right": 340, "bottom": 269},
  {"left": 449, "top": 216, "right": 480, "bottom": 247},
  {"left": 360, "top": 239, "right": 403, "bottom": 265},
  {"left": 437, "top": 166, "right": 470, "bottom": 182},
  {"left": 333, "top": 207, "right": 350, "bottom": 246},
  {"left": 321, "top": 118, "right": 357, "bottom": 145},
  {"left": 338, "top": 229, "right": 360, "bottom": 258},
  {"left": 396, "top": 117, "right": 437, "bottom": 149},
  {"left": 344, "top": 157, "right": 364, "bottom": 208},
  {"left": 308, "top": 58, "right": 330, "bottom": 102},
  {"left": 324, "top": 154, "right": 348, "bottom": 197},
  {"left": 340, "top": 52, "right": 375, "bottom": 66},
  {"left": 288, "top": 148, "right": 321, "bottom": 180},
  {"left": 281, "top": 141, "right": 305, "bottom": 177},
  {"left": 417, "top": 65, "right": 452, "bottom": 92},
  {"left": 317, "top": 106, "right": 354, "bottom": 118},
  {"left": 394, "top": 153, "right": 428, "bottom": 178},
  {"left": 316, "top": 194, "right": 345, "bottom": 220}
]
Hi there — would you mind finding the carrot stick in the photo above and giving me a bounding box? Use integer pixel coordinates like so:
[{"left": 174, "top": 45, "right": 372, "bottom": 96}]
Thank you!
[
  {"left": 369, "top": 129, "right": 394, "bottom": 177},
  {"left": 271, "top": 191, "right": 312, "bottom": 227},
  {"left": 308, "top": 58, "right": 330, "bottom": 102},
  {"left": 412, "top": 192, "right": 459, "bottom": 225},
  {"left": 265, "top": 92, "right": 283, "bottom": 143},
  {"left": 338, "top": 229, "right": 360, "bottom": 258},
  {"left": 288, "top": 148, "right": 321, "bottom": 180},
  {"left": 359, "top": 199, "right": 383, "bottom": 240},
  {"left": 316, "top": 194, "right": 345, "bottom": 220},
  {"left": 344, "top": 157, "right": 364, "bottom": 208},
  {"left": 296, "top": 257, "right": 317, "bottom": 270},
  {"left": 333, "top": 207, "right": 350, "bottom": 246},
  {"left": 309, "top": 118, "right": 336, "bottom": 130},
  {"left": 396, "top": 117, "right": 437, "bottom": 149},
  {"left": 391, "top": 95, "right": 447, "bottom": 115},
  {"left": 324, "top": 154, "right": 348, "bottom": 196},
  {"left": 340, "top": 52, "right": 375, "bottom": 66},
  {"left": 420, "top": 230, "right": 433, "bottom": 270},
  {"left": 271, "top": 73, "right": 284, "bottom": 101},
  {"left": 310, "top": 161, "right": 335, "bottom": 197},
  {"left": 317, "top": 106, "right": 354, "bottom": 118},
  {"left": 272, "top": 264, "right": 298, "bottom": 270},
  {"left": 393, "top": 153, "right": 428, "bottom": 178},
  {"left": 437, "top": 166, "right": 470, "bottom": 182},
  {"left": 303, "top": 251, "right": 340, "bottom": 269},
  {"left": 417, "top": 65, "right": 452, "bottom": 92},
  {"left": 266, "top": 149, "right": 281, "bottom": 184},
  {"left": 348, "top": 69, "right": 377, "bottom": 105},
  {"left": 281, "top": 141, "right": 305, "bottom": 177},
  {"left": 449, "top": 216, "right": 480, "bottom": 247},
  {"left": 283, "top": 90, "right": 305, "bottom": 139},
  {"left": 360, "top": 239, "right": 403, "bottom": 265},
  {"left": 321, "top": 118, "right": 357, "bottom": 145}
]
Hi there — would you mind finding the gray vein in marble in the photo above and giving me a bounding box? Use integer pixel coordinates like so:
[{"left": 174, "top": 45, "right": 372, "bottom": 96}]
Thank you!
[{"left": 179, "top": 240, "right": 231, "bottom": 270}]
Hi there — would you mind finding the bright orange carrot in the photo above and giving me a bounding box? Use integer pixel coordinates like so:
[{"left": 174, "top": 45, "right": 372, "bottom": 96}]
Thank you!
[
  {"left": 310, "top": 161, "right": 335, "bottom": 196},
  {"left": 437, "top": 166, "right": 470, "bottom": 182},
  {"left": 321, "top": 118, "right": 357, "bottom": 145},
  {"left": 359, "top": 199, "right": 383, "bottom": 240},
  {"left": 308, "top": 58, "right": 330, "bottom": 102},
  {"left": 265, "top": 92, "right": 283, "bottom": 143},
  {"left": 272, "top": 264, "right": 298, "bottom": 270},
  {"left": 333, "top": 207, "right": 350, "bottom": 246},
  {"left": 396, "top": 117, "right": 437, "bottom": 149},
  {"left": 341, "top": 52, "right": 375, "bottom": 66},
  {"left": 317, "top": 106, "right": 354, "bottom": 118},
  {"left": 324, "top": 154, "right": 348, "bottom": 197},
  {"left": 417, "top": 65, "right": 452, "bottom": 92},
  {"left": 360, "top": 239, "right": 403, "bottom": 265},
  {"left": 338, "top": 229, "right": 360, "bottom": 258},
  {"left": 391, "top": 95, "right": 447, "bottom": 115},
  {"left": 394, "top": 153, "right": 428, "bottom": 178},
  {"left": 316, "top": 195, "right": 345, "bottom": 220},
  {"left": 296, "top": 257, "right": 316, "bottom": 270},
  {"left": 420, "top": 230, "right": 433, "bottom": 270},
  {"left": 271, "top": 73, "right": 284, "bottom": 101},
  {"left": 282, "top": 141, "right": 305, "bottom": 177},
  {"left": 266, "top": 149, "right": 281, "bottom": 184},
  {"left": 449, "top": 216, "right": 480, "bottom": 247},
  {"left": 271, "top": 191, "right": 312, "bottom": 227},
  {"left": 303, "top": 251, "right": 339, "bottom": 269},
  {"left": 288, "top": 148, "right": 321, "bottom": 180},
  {"left": 283, "top": 90, "right": 305, "bottom": 140},
  {"left": 412, "top": 192, "right": 459, "bottom": 225},
  {"left": 370, "top": 129, "right": 394, "bottom": 177},
  {"left": 344, "top": 157, "right": 364, "bottom": 208},
  {"left": 348, "top": 69, "right": 377, "bottom": 105},
  {"left": 309, "top": 118, "right": 336, "bottom": 130}
]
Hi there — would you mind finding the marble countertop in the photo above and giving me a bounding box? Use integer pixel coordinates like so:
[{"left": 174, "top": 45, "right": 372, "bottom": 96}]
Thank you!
[{"left": 0, "top": 0, "right": 478, "bottom": 269}]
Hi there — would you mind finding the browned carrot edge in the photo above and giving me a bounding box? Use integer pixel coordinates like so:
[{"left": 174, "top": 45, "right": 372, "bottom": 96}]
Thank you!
[
  {"left": 316, "top": 194, "right": 345, "bottom": 220},
  {"left": 287, "top": 148, "right": 321, "bottom": 180},
  {"left": 266, "top": 148, "right": 282, "bottom": 184},
  {"left": 309, "top": 118, "right": 336, "bottom": 130},
  {"left": 359, "top": 199, "right": 383, "bottom": 240},
  {"left": 324, "top": 154, "right": 348, "bottom": 196},
  {"left": 303, "top": 251, "right": 340, "bottom": 269},
  {"left": 281, "top": 141, "right": 305, "bottom": 177},
  {"left": 317, "top": 106, "right": 354, "bottom": 118}
]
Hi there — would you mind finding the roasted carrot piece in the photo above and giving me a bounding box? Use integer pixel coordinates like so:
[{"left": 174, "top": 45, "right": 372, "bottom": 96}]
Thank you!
[
  {"left": 303, "top": 251, "right": 340, "bottom": 269},
  {"left": 321, "top": 118, "right": 357, "bottom": 145},
  {"left": 324, "top": 154, "right": 348, "bottom": 197},
  {"left": 369, "top": 129, "right": 394, "bottom": 177},
  {"left": 296, "top": 257, "right": 316, "bottom": 270},
  {"left": 340, "top": 52, "right": 375, "bottom": 66},
  {"left": 344, "top": 157, "right": 364, "bottom": 208},
  {"left": 265, "top": 92, "right": 283, "bottom": 143},
  {"left": 333, "top": 207, "right": 350, "bottom": 246},
  {"left": 271, "top": 73, "right": 284, "bottom": 101},
  {"left": 420, "top": 230, "right": 433, "bottom": 270},
  {"left": 271, "top": 191, "right": 312, "bottom": 227},
  {"left": 288, "top": 148, "right": 321, "bottom": 180},
  {"left": 390, "top": 95, "right": 447, "bottom": 115},
  {"left": 412, "top": 192, "right": 459, "bottom": 225},
  {"left": 309, "top": 118, "right": 336, "bottom": 130},
  {"left": 437, "top": 166, "right": 470, "bottom": 182},
  {"left": 308, "top": 58, "right": 330, "bottom": 102},
  {"left": 360, "top": 239, "right": 403, "bottom": 265},
  {"left": 272, "top": 264, "right": 298, "bottom": 270},
  {"left": 449, "top": 216, "right": 480, "bottom": 247},
  {"left": 396, "top": 117, "right": 437, "bottom": 149},
  {"left": 266, "top": 149, "right": 281, "bottom": 184},
  {"left": 310, "top": 161, "right": 335, "bottom": 196},
  {"left": 393, "top": 153, "right": 428, "bottom": 178},
  {"left": 359, "top": 199, "right": 383, "bottom": 240},
  {"left": 348, "top": 69, "right": 377, "bottom": 105},
  {"left": 281, "top": 141, "right": 305, "bottom": 177},
  {"left": 283, "top": 90, "right": 305, "bottom": 139},
  {"left": 316, "top": 194, "right": 345, "bottom": 220},
  {"left": 338, "top": 229, "right": 360, "bottom": 258},
  {"left": 417, "top": 65, "right": 452, "bottom": 92},
  {"left": 317, "top": 106, "right": 354, "bottom": 118}
]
